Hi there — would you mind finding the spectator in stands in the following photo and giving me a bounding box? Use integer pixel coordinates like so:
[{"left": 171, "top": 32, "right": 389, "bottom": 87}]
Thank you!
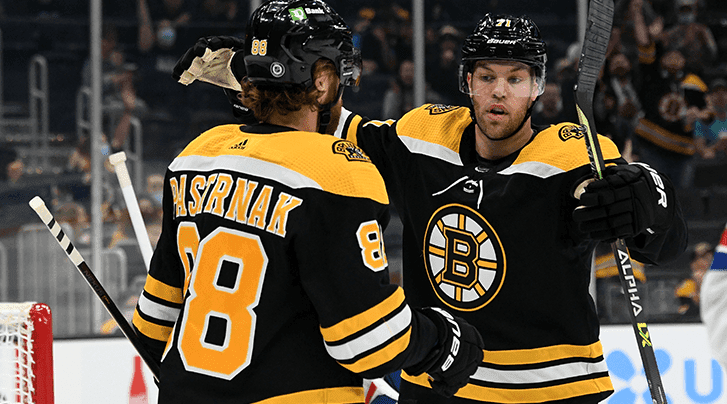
[
  {"left": 552, "top": 42, "right": 582, "bottom": 124},
  {"left": 598, "top": 51, "right": 643, "bottom": 159},
  {"left": 145, "top": 172, "right": 164, "bottom": 205},
  {"left": 381, "top": 59, "right": 442, "bottom": 119},
  {"left": 532, "top": 82, "right": 570, "bottom": 127},
  {"left": 426, "top": 25, "right": 468, "bottom": 107},
  {"left": 0, "top": 147, "right": 24, "bottom": 185},
  {"left": 658, "top": 0, "right": 718, "bottom": 77},
  {"left": 65, "top": 135, "right": 119, "bottom": 222},
  {"left": 675, "top": 241, "right": 714, "bottom": 321},
  {"left": 356, "top": 6, "right": 398, "bottom": 74},
  {"left": 694, "top": 78, "right": 727, "bottom": 160},
  {"left": 631, "top": 0, "right": 709, "bottom": 188},
  {"left": 612, "top": 0, "right": 661, "bottom": 62},
  {"left": 54, "top": 201, "right": 91, "bottom": 245},
  {"left": 195, "top": 0, "right": 242, "bottom": 24},
  {"left": 82, "top": 23, "right": 148, "bottom": 153}
]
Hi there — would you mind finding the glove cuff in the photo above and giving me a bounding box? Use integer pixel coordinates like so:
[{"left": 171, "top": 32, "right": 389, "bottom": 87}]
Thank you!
[{"left": 402, "top": 307, "right": 451, "bottom": 377}]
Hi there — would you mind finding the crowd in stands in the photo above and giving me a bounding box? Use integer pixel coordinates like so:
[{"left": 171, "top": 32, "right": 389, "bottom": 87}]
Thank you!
[{"left": 0, "top": 0, "right": 726, "bottom": 336}]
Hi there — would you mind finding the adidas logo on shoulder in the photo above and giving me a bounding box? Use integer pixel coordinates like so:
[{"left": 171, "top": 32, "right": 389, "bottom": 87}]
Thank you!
[{"left": 230, "top": 139, "right": 249, "bottom": 150}]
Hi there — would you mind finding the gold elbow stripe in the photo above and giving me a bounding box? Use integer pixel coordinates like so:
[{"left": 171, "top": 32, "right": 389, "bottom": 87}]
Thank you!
[
  {"left": 320, "top": 288, "right": 405, "bottom": 342},
  {"left": 144, "top": 275, "right": 184, "bottom": 304},
  {"left": 132, "top": 309, "right": 173, "bottom": 342}
]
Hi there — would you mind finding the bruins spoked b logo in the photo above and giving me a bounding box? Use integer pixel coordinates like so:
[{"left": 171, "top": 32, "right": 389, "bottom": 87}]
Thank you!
[{"left": 424, "top": 204, "right": 505, "bottom": 311}]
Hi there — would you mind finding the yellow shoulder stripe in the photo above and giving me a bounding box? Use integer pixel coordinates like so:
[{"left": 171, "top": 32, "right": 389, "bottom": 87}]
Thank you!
[
  {"left": 514, "top": 123, "right": 621, "bottom": 171},
  {"left": 177, "top": 125, "right": 388, "bottom": 205},
  {"left": 397, "top": 104, "right": 472, "bottom": 153},
  {"left": 144, "top": 274, "right": 183, "bottom": 304},
  {"left": 320, "top": 288, "right": 406, "bottom": 342}
]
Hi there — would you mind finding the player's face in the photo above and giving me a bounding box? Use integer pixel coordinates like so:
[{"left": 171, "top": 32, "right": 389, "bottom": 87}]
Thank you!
[{"left": 468, "top": 61, "right": 538, "bottom": 140}]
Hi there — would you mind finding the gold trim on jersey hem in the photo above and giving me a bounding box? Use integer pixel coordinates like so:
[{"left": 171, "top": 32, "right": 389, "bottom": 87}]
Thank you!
[
  {"left": 251, "top": 386, "right": 364, "bottom": 403},
  {"left": 481, "top": 341, "right": 604, "bottom": 365},
  {"left": 401, "top": 373, "right": 613, "bottom": 403}
]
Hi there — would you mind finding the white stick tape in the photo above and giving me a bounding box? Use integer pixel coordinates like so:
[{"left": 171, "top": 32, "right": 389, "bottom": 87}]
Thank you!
[{"left": 109, "top": 152, "right": 154, "bottom": 271}]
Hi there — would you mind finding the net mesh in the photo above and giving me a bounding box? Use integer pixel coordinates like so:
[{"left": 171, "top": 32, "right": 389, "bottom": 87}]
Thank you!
[{"left": 0, "top": 303, "right": 35, "bottom": 404}]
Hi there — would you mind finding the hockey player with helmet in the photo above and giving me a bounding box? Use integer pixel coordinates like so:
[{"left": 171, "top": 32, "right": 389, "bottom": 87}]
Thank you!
[
  {"left": 172, "top": 9, "right": 688, "bottom": 404},
  {"left": 132, "top": 1, "right": 484, "bottom": 403}
]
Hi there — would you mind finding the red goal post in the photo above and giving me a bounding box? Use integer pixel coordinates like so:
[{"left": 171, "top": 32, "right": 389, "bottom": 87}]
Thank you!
[{"left": 0, "top": 302, "right": 54, "bottom": 404}]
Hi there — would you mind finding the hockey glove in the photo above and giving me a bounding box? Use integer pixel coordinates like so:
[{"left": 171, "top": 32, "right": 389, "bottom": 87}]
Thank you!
[
  {"left": 172, "top": 36, "right": 245, "bottom": 91},
  {"left": 573, "top": 163, "right": 673, "bottom": 242},
  {"left": 404, "top": 307, "right": 484, "bottom": 398}
]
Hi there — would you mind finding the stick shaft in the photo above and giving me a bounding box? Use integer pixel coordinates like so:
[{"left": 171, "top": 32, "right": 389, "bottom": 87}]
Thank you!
[
  {"left": 29, "top": 196, "right": 160, "bottom": 381},
  {"left": 109, "top": 151, "right": 153, "bottom": 271},
  {"left": 574, "top": 0, "right": 667, "bottom": 402}
]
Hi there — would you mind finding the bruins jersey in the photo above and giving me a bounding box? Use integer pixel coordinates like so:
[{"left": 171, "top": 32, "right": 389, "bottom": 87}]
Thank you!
[
  {"left": 335, "top": 104, "right": 687, "bottom": 403},
  {"left": 634, "top": 41, "right": 707, "bottom": 156},
  {"left": 132, "top": 123, "right": 441, "bottom": 403}
]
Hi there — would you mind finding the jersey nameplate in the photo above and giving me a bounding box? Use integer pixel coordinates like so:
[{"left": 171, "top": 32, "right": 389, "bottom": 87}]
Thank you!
[{"left": 170, "top": 172, "right": 303, "bottom": 238}]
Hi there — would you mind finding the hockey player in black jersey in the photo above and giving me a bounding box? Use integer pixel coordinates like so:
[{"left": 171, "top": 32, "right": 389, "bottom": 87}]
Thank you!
[
  {"left": 172, "top": 9, "right": 689, "bottom": 404},
  {"left": 131, "top": 1, "right": 485, "bottom": 403}
]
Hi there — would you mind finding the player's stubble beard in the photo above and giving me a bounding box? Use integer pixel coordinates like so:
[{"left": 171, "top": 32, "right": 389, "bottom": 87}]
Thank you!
[{"left": 472, "top": 94, "right": 533, "bottom": 142}]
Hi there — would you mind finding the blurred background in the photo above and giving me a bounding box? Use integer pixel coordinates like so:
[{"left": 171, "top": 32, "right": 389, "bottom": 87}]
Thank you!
[{"left": 0, "top": 0, "right": 725, "bottom": 338}]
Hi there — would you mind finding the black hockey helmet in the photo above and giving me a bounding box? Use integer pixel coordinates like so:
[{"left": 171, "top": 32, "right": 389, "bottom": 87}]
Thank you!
[
  {"left": 243, "top": 0, "right": 362, "bottom": 90},
  {"left": 459, "top": 13, "right": 548, "bottom": 95}
]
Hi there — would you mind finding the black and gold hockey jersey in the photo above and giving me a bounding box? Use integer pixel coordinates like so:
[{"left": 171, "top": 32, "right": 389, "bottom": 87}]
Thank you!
[
  {"left": 131, "top": 123, "right": 442, "bottom": 403},
  {"left": 334, "top": 104, "right": 687, "bottom": 403}
]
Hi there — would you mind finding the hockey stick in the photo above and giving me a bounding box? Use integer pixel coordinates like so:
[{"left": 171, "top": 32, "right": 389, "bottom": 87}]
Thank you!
[
  {"left": 28, "top": 196, "right": 160, "bottom": 382},
  {"left": 573, "top": 0, "right": 668, "bottom": 402},
  {"left": 109, "top": 151, "right": 153, "bottom": 271}
]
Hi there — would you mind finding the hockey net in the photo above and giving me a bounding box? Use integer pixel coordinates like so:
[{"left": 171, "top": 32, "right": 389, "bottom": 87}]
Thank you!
[{"left": 0, "top": 303, "right": 53, "bottom": 404}]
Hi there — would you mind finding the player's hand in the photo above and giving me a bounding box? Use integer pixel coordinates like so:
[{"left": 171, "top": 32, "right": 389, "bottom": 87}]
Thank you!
[
  {"left": 573, "top": 163, "right": 673, "bottom": 242},
  {"left": 405, "top": 307, "right": 484, "bottom": 398},
  {"left": 172, "top": 36, "right": 245, "bottom": 91}
]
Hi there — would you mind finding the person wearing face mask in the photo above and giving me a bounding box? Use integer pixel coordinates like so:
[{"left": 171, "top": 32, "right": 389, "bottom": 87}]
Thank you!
[
  {"left": 630, "top": 0, "right": 710, "bottom": 189},
  {"left": 658, "top": 0, "right": 718, "bottom": 76},
  {"left": 694, "top": 78, "right": 727, "bottom": 160}
]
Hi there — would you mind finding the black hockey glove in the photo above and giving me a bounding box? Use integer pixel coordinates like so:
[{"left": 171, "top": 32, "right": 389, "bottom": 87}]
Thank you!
[
  {"left": 404, "top": 307, "right": 484, "bottom": 398},
  {"left": 573, "top": 163, "right": 673, "bottom": 242}
]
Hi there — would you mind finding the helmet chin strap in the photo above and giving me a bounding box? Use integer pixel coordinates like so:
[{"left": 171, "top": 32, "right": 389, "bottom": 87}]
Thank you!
[{"left": 317, "top": 85, "right": 344, "bottom": 134}]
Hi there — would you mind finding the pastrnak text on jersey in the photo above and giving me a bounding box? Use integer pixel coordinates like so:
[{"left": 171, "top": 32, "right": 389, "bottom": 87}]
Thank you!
[{"left": 169, "top": 172, "right": 303, "bottom": 238}]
